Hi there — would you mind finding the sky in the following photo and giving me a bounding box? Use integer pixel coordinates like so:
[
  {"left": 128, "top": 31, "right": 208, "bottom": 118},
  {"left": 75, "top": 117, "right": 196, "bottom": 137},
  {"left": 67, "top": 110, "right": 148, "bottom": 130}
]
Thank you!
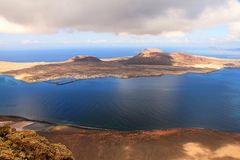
[{"left": 0, "top": 0, "right": 240, "bottom": 49}]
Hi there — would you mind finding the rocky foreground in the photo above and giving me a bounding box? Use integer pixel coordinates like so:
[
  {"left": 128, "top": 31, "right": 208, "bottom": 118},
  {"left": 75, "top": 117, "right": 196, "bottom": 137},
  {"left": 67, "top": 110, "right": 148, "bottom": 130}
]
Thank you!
[
  {"left": 0, "top": 125, "right": 74, "bottom": 160},
  {"left": 0, "top": 48, "right": 240, "bottom": 83},
  {"left": 1, "top": 116, "right": 240, "bottom": 160}
]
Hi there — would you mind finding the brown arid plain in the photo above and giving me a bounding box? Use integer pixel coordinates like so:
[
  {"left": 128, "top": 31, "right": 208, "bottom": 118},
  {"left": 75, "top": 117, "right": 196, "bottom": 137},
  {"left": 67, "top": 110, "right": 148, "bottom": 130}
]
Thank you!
[{"left": 1, "top": 116, "right": 240, "bottom": 160}]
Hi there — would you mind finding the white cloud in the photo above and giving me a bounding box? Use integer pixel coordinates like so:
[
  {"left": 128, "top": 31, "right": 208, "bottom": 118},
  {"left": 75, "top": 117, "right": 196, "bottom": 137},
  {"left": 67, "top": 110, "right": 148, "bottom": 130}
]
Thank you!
[
  {"left": 0, "top": 16, "right": 28, "bottom": 33},
  {"left": 0, "top": 0, "right": 239, "bottom": 40},
  {"left": 161, "top": 31, "right": 185, "bottom": 38},
  {"left": 21, "top": 40, "right": 46, "bottom": 45},
  {"left": 0, "top": 40, "right": 5, "bottom": 44},
  {"left": 20, "top": 39, "right": 109, "bottom": 45},
  {"left": 229, "top": 22, "right": 240, "bottom": 40},
  {"left": 198, "top": 0, "right": 240, "bottom": 38}
]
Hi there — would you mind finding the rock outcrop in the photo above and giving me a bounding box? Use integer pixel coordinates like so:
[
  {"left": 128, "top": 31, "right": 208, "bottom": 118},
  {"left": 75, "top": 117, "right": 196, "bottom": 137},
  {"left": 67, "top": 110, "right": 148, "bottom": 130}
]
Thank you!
[
  {"left": 125, "top": 49, "right": 240, "bottom": 68},
  {"left": 126, "top": 48, "right": 173, "bottom": 65},
  {"left": 69, "top": 56, "right": 101, "bottom": 62}
]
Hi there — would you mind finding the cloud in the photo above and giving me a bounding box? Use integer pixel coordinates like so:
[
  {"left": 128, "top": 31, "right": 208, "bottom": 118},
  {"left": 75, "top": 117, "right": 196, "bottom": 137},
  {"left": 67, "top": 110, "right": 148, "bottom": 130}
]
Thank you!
[
  {"left": 229, "top": 22, "right": 240, "bottom": 40},
  {"left": 21, "top": 40, "right": 46, "bottom": 45},
  {"left": 0, "top": 16, "right": 27, "bottom": 33},
  {"left": 20, "top": 39, "right": 109, "bottom": 45},
  {"left": 0, "top": 40, "right": 6, "bottom": 44},
  {"left": 0, "top": 0, "right": 239, "bottom": 37},
  {"left": 161, "top": 31, "right": 185, "bottom": 38}
]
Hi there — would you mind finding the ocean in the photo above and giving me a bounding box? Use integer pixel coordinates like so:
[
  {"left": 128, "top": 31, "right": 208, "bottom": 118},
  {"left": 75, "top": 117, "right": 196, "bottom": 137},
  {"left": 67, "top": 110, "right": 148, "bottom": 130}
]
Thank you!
[{"left": 0, "top": 47, "right": 240, "bottom": 131}]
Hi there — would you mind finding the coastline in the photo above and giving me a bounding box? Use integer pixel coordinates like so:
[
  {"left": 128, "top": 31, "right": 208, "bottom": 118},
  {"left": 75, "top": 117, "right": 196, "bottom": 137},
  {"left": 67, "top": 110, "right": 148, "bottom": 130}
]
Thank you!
[
  {"left": 0, "top": 61, "right": 224, "bottom": 83},
  {"left": 1, "top": 115, "right": 240, "bottom": 160},
  {"left": 0, "top": 68, "right": 217, "bottom": 84},
  {"left": 0, "top": 49, "right": 240, "bottom": 83},
  {"left": 0, "top": 66, "right": 228, "bottom": 86}
]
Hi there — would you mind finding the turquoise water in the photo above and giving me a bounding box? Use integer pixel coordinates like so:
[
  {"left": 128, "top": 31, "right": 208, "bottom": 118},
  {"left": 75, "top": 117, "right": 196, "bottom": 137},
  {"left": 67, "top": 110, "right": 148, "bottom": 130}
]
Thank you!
[{"left": 0, "top": 69, "right": 240, "bottom": 131}]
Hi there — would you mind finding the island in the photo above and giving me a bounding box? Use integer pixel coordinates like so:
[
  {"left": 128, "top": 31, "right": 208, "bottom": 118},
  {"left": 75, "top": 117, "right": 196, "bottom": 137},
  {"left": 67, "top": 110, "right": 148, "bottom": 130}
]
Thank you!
[
  {"left": 1, "top": 49, "right": 240, "bottom": 159},
  {"left": 0, "top": 48, "right": 240, "bottom": 83}
]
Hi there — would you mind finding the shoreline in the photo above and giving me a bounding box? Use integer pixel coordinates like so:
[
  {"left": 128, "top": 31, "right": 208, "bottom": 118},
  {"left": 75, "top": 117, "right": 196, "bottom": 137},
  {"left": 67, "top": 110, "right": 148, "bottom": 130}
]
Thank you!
[
  {"left": 0, "top": 66, "right": 220, "bottom": 84},
  {"left": 0, "top": 49, "right": 240, "bottom": 83},
  {"left": 0, "top": 68, "right": 220, "bottom": 85},
  {"left": 0, "top": 115, "right": 239, "bottom": 133},
  {"left": 0, "top": 67, "right": 228, "bottom": 86},
  {"left": 1, "top": 115, "right": 240, "bottom": 160}
]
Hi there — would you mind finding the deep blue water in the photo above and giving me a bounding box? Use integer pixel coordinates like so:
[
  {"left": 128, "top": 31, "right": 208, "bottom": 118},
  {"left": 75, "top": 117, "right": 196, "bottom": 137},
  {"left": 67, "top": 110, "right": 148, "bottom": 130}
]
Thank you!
[
  {"left": 0, "top": 69, "right": 240, "bottom": 131},
  {"left": 0, "top": 47, "right": 239, "bottom": 62}
]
